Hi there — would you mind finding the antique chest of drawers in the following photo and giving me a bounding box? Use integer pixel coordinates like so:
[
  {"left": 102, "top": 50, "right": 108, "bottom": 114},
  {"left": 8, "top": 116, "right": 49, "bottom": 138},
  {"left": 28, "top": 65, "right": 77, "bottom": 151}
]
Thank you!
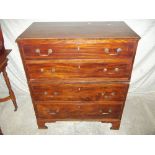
[{"left": 16, "top": 22, "right": 140, "bottom": 129}]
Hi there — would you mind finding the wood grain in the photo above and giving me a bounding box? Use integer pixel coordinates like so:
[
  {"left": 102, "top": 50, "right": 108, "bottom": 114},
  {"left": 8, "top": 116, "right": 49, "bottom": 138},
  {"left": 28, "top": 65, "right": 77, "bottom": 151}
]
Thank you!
[
  {"left": 16, "top": 22, "right": 140, "bottom": 129},
  {"left": 22, "top": 40, "right": 135, "bottom": 59},
  {"left": 36, "top": 101, "right": 123, "bottom": 120},
  {"left": 31, "top": 83, "right": 129, "bottom": 102},
  {"left": 26, "top": 61, "right": 131, "bottom": 80},
  {"left": 16, "top": 22, "right": 140, "bottom": 40}
]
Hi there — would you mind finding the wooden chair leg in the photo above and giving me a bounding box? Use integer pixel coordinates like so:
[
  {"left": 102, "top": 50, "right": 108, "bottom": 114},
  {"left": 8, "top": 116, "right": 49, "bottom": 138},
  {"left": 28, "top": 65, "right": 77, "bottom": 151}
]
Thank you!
[{"left": 2, "top": 68, "right": 18, "bottom": 111}]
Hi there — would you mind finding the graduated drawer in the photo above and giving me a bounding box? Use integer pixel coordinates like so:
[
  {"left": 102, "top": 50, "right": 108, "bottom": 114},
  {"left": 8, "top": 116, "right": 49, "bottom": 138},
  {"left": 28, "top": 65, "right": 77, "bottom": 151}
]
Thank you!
[
  {"left": 36, "top": 102, "right": 122, "bottom": 119},
  {"left": 22, "top": 40, "right": 135, "bottom": 59},
  {"left": 30, "top": 83, "right": 129, "bottom": 102},
  {"left": 26, "top": 60, "right": 132, "bottom": 80}
]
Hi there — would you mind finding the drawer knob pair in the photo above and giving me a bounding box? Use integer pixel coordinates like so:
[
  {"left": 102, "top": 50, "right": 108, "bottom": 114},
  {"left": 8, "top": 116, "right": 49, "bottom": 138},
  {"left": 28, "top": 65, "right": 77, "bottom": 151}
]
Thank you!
[
  {"left": 104, "top": 48, "right": 122, "bottom": 55},
  {"left": 44, "top": 91, "right": 58, "bottom": 96},
  {"left": 100, "top": 108, "right": 112, "bottom": 115},
  {"left": 103, "top": 68, "right": 119, "bottom": 72},
  {"left": 40, "top": 68, "right": 55, "bottom": 73},
  {"left": 35, "top": 48, "right": 53, "bottom": 56},
  {"left": 49, "top": 109, "right": 59, "bottom": 115},
  {"left": 101, "top": 92, "right": 115, "bottom": 98}
]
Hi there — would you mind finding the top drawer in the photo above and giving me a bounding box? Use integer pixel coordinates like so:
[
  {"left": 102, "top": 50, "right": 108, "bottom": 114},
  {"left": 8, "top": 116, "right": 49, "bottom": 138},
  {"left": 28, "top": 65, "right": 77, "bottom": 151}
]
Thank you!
[{"left": 21, "top": 40, "right": 136, "bottom": 60}]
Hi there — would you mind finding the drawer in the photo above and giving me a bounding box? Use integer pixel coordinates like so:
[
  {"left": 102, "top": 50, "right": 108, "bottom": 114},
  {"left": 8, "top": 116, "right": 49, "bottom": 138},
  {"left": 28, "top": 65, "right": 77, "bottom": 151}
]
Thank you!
[
  {"left": 26, "top": 60, "right": 131, "bottom": 80},
  {"left": 36, "top": 102, "right": 122, "bottom": 119},
  {"left": 31, "top": 83, "right": 129, "bottom": 102},
  {"left": 22, "top": 41, "right": 134, "bottom": 59}
]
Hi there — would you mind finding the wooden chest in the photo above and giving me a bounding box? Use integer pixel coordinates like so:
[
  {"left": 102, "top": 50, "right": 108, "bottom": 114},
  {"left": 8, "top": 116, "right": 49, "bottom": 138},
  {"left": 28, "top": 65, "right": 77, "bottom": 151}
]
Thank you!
[{"left": 16, "top": 22, "right": 140, "bottom": 129}]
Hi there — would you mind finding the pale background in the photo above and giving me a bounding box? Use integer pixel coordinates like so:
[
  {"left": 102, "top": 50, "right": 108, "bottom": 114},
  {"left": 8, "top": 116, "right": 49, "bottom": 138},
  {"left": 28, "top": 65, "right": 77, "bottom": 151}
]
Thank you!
[{"left": 0, "top": 19, "right": 155, "bottom": 134}]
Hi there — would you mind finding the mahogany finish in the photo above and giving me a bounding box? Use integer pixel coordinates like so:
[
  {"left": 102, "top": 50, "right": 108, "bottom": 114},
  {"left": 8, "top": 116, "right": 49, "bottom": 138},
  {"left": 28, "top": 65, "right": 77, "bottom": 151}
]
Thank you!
[
  {"left": 30, "top": 83, "right": 129, "bottom": 102},
  {"left": 26, "top": 61, "right": 131, "bottom": 80},
  {"left": 16, "top": 22, "right": 140, "bottom": 130},
  {"left": 22, "top": 40, "right": 135, "bottom": 59},
  {"left": 36, "top": 102, "right": 122, "bottom": 120}
]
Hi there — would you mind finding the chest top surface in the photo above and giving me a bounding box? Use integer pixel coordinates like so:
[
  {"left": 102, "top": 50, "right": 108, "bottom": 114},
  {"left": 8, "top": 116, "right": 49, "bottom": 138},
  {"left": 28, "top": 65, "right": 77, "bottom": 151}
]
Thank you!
[{"left": 17, "top": 22, "right": 140, "bottom": 40}]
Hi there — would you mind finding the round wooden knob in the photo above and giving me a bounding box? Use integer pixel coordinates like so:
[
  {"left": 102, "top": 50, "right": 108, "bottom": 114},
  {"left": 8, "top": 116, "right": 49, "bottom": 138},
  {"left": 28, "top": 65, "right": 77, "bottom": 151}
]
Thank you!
[
  {"left": 103, "top": 68, "right": 107, "bottom": 72},
  {"left": 77, "top": 46, "right": 80, "bottom": 51},
  {"left": 104, "top": 48, "right": 110, "bottom": 53},
  {"left": 116, "top": 48, "right": 122, "bottom": 53},
  {"left": 114, "top": 68, "right": 119, "bottom": 72},
  {"left": 53, "top": 92, "right": 58, "bottom": 96},
  {"left": 111, "top": 92, "right": 115, "bottom": 96},
  {"left": 44, "top": 91, "right": 48, "bottom": 95},
  {"left": 40, "top": 68, "right": 44, "bottom": 72},
  {"left": 35, "top": 48, "right": 40, "bottom": 54},
  {"left": 48, "top": 49, "right": 53, "bottom": 55}
]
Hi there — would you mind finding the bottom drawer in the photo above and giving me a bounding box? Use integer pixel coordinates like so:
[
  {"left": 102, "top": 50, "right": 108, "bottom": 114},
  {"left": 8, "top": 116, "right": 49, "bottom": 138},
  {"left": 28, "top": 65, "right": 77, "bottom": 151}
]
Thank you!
[{"left": 36, "top": 102, "right": 123, "bottom": 119}]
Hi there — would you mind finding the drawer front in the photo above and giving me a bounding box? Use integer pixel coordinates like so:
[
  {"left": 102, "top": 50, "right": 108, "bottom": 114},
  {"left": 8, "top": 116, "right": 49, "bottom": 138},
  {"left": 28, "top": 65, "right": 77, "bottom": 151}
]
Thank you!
[
  {"left": 22, "top": 41, "right": 134, "bottom": 59},
  {"left": 31, "top": 83, "right": 128, "bottom": 102},
  {"left": 36, "top": 102, "right": 122, "bottom": 119},
  {"left": 26, "top": 61, "right": 131, "bottom": 80}
]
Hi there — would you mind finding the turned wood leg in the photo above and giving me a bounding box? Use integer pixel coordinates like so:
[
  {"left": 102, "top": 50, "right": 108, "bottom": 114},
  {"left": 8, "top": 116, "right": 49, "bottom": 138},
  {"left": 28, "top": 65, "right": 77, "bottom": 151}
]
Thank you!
[
  {"left": 110, "top": 121, "right": 121, "bottom": 130},
  {"left": 2, "top": 68, "right": 18, "bottom": 111},
  {"left": 37, "top": 119, "right": 48, "bottom": 129}
]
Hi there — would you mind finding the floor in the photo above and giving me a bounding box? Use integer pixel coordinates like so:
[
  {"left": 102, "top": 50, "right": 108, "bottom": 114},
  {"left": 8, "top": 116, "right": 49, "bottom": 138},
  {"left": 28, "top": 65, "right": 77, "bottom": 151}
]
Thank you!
[{"left": 0, "top": 92, "right": 155, "bottom": 135}]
